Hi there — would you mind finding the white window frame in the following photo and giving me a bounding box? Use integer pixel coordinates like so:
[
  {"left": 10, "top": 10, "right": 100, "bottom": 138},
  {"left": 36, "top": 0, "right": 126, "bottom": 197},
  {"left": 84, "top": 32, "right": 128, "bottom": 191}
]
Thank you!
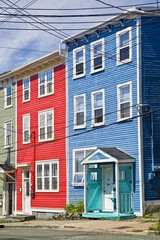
[
  {"left": 73, "top": 46, "right": 86, "bottom": 79},
  {"left": 72, "top": 147, "right": 96, "bottom": 186},
  {"left": 91, "top": 89, "right": 105, "bottom": 127},
  {"left": 38, "top": 69, "right": 54, "bottom": 98},
  {"left": 23, "top": 77, "right": 30, "bottom": 102},
  {"left": 74, "top": 94, "right": 86, "bottom": 129},
  {"left": 117, "top": 81, "right": 132, "bottom": 122},
  {"left": 38, "top": 109, "right": 54, "bottom": 142},
  {"left": 4, "top": 85, "right": 12, "bottom": 108},
  {"left": 90, "top": 38, "right": 105, "bottom": 74},
  {"left": 35, "top": 160, "right": 59, "bottom": 192},
  {"left": 116, "top": 27, "right": 132, "bottom": 66},
  {"left": 23, "top": 114, "right": 30, "bottom": 144},
  {"left": 4, "top": 121, "right": 12, "bottom": 148}
]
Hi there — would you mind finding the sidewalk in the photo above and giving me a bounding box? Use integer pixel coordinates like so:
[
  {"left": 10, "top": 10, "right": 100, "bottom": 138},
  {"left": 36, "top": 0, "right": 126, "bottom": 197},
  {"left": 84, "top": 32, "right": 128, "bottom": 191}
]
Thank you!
[{"left": 1, "top": 218, "right": 156, "bottom": 235}]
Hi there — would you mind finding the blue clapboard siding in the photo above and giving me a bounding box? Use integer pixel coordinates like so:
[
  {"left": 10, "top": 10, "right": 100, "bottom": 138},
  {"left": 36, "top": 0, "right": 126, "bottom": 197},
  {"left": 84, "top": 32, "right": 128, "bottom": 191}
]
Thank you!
[
  {"left": 141, "top": 16, "right": 160, "bottom": 201},
  {"left": 67, "top": 18, "right": 142, "bottom": 213}
]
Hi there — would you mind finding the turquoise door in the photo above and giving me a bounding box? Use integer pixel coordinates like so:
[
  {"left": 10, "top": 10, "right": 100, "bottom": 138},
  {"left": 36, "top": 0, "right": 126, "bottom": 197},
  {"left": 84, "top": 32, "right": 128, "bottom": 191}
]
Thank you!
[
  {"left": 87, "top": 168, "right": 102, "bottom": 211},
  {"left": 119, "top": 166, "right": 133, "bottom": 213}
]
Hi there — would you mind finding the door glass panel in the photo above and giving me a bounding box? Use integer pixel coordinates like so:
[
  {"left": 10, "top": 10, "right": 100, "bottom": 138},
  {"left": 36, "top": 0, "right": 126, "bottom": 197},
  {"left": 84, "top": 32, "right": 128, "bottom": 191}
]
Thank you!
[{"left": 25, "top": 180, "right": 29, "bottom": 196}]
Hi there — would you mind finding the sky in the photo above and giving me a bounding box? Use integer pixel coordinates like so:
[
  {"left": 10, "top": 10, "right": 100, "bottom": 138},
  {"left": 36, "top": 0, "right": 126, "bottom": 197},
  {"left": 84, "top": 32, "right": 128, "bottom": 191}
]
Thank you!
[{"left": 0, "top": 0, "right": 159, "bottom": 74}]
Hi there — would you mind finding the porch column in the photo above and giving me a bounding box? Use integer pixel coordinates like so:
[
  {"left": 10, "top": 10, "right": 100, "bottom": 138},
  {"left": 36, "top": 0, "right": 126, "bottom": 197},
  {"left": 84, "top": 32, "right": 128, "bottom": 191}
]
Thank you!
[
  {"left": 115, "top": 163, "right": 119, "bottom": 215},
  {"left": 84, "top": 164, "right": 87, "bottom": 213}
]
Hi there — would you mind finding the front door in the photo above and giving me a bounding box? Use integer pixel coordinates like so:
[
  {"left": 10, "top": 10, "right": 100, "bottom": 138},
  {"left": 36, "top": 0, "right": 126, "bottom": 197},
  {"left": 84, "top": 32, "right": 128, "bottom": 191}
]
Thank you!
[
  {"left": 103, "top": 167, "right": 113, "bottom": 212},
  {"left": 87, "top": 168, "right": 102, "bottom": 211},
  {"left": 119, "top": 165, "right": 133, "bottom": 213},
  {"left": 23, "top": 170, "right": 30, "bottom": 214}
]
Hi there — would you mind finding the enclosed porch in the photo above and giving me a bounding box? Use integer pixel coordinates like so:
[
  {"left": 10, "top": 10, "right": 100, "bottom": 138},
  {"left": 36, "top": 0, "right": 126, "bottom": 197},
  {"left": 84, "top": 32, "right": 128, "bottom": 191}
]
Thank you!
[{"left": 81, "top": 147, "right": 136, "bottom": 220}]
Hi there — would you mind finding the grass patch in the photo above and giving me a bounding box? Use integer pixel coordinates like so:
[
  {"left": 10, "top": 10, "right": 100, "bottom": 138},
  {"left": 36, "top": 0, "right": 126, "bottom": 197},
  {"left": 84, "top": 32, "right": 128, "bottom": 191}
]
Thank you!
[{"left": 132, "top": 229, "right": 144, "bottom": 233}]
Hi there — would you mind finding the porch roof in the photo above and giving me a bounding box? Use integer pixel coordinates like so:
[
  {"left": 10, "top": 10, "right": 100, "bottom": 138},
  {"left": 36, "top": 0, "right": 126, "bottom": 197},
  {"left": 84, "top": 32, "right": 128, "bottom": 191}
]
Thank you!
[
  {"left": 81, "top": 147, "right": 135, "bottom": 165},
  {"left": 0, "top": 164, "right": 16, "bottom": 173}
]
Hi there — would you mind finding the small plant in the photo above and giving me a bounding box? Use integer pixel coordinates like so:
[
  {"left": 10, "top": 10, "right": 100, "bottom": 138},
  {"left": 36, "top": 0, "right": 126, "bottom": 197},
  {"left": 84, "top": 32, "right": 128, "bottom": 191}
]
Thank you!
[
  {"left": 64, "top": 200, "right": 84, "bottom": 213},
  {"left": 149, "top": 219, "right": 160, "bottom": 234}
]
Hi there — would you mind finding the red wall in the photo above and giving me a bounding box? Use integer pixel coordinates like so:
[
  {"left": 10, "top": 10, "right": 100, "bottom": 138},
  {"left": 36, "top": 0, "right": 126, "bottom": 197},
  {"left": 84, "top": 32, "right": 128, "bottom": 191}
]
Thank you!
[{"left": 17, "top": 64, "right": 66, "bottom": 210}]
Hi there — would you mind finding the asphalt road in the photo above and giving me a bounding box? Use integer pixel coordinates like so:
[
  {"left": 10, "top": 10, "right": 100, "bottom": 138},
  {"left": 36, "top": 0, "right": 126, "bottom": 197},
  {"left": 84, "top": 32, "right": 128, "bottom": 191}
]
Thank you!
[{"left": 0, "top": 229, "right": 159, "bottom": 240}]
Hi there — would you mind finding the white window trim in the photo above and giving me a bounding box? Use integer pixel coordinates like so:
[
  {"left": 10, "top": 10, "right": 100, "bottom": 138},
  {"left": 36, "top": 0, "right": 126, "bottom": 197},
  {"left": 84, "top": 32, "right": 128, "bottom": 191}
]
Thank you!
[
  {"left": 4, "top": 120, "right": 12, "bottom": 148},
  {"left": 23, "top": 77, "right": 30, "bottom": 103},
  {"left": 4, "top": 85, "right": 12, "bottom": 109},
  {"left": 35, "top": 159, "right": 59, "bottom": 192},
  {"left": 23, "top": 114, "right": 30, "bottom": 144},
  {"left": 38, "top": 108, "right": 54, "bottom": 142},
  {"left": 74, "top": 94, "right": 86, "bottom": 129},
  {"left": 38, "top": 69, "right": 54, "bottom": 98},
  {"left": 90, "top": 38, "right": 105, "bottom": 74},
  {"left": 73, "top": 46, "right": 86, "bottom": 79},
  {"left": 72, "top": 147, "right": 96, "bottom": 186},
  {"left": 91, "top": 89, "right": 105, "bottom": 127},
  {"left": 116, "top": 27, "right": 132, "bottom": 66},
  {"left": 117, "top": 81, "right": 132, "bottom": 122}
]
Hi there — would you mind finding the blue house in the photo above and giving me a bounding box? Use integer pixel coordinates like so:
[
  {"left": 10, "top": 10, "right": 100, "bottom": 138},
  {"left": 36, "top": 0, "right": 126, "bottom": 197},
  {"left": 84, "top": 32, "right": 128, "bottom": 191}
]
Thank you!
[{"left": 60, "top": 7, "right": 160, "bottom": 219}]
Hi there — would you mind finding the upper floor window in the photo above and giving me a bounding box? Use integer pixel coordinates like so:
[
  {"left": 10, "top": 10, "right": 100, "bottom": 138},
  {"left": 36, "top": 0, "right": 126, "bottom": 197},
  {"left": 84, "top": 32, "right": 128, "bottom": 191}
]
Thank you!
[
  {"left": 23, "top": 114, "right": 30, "bottom": 144},
  {"left": 91, "top": 38, "right": 104, "bottom": 73},
  {"left": 73, "top": 147, "right": 96, "bottom": 186},
  {"left": 4, "top": 121, "right": 12, "bottom": 148},
  {"left": 73, "top": 46, "right": 85, "bottom": 79},
  {"left": 117, "top": 81, "right": 132, "bottom": 121},
  {"left": 39, "top": 69, "right": 53, "bottom": 97},
  {"left": 91, "top": 89, "right": 105, "bottom": 127},
  {"left": 5, "top": 85, "right": 12, "bottom": 108},
  {"left": 74, "top": 94, "right": 86, "bottom": 129},
  {"left": 23, "top": 78, "right": 30, "bottom": 102},
  {"left": 36, "top": 160, "right": 59, "bottom": 192},
  {"left": 38, "top": 109, "right": 54, "bottom": 142},
  {"left": 116, "top": 27, "right": 132, "bottom": 65}
]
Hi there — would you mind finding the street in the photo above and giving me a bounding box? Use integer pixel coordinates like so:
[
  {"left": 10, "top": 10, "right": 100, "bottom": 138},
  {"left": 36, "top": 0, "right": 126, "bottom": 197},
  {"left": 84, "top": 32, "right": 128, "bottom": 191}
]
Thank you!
[{"left": 0, "top": 228, "right": 159, "bottom": 240}]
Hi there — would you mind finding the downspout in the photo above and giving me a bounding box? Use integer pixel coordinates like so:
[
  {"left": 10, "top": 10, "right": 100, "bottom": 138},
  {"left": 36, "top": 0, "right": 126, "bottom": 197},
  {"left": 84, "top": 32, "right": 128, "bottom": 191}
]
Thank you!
[
  {"left": 31, "top": 131, "right": 36, "bottom": 199},
  {"left": 151, "top": 112, "right": 154, "bottom": 172},
  {"left": 137, "top": 16, "right": 144, "bottom": 216}
]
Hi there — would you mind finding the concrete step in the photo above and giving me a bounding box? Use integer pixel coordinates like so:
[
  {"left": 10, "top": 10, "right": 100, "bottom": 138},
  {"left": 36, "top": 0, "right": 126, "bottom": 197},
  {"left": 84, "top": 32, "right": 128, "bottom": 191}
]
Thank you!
[{"left": 1, "top": 215, "right": 35, "bottom": 222}]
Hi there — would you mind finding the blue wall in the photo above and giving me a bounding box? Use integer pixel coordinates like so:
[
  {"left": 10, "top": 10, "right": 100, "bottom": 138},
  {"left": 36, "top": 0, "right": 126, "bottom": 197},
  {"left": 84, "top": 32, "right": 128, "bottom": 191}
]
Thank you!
[{"left": 67, "top": 19, "right": 141, "bottom": 212}]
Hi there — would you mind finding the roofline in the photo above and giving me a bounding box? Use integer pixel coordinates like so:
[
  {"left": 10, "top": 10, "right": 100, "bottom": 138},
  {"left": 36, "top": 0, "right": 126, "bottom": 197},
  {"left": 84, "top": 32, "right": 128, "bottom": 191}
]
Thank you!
[
  {"left": 61, "top": 7, "right": 160, "bottom": 44},
  {"left": 0, "top": 50, "right": 64, "bottom": 81}
]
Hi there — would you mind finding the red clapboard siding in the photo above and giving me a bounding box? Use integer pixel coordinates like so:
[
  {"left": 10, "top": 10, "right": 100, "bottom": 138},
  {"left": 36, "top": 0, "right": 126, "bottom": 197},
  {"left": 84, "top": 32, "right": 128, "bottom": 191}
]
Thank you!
[{"left": 17, "top": 64, "right": 66, "bottom": 211}]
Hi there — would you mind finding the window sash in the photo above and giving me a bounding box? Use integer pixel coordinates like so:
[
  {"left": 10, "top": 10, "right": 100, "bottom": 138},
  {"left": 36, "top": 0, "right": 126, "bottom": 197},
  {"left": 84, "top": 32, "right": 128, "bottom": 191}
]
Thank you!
[
  {"left": 23, "top": 115, "right": 30, "bottom": 143},
  {"left": 5, "top": 122, "right": 12, "bottom": 147},
  {"left": 5, "top": 86, "right": 12, "bottom": 107},
  {"left": 92, "top": 90, "right": 104, "bottom": 126},
  {"left": 74, "top": 95, "right": 85, "bottom": 127},
  {"left": 23, "top": 78, "right": 30, "bottom": 101},
  {"left": 73, "top": 47, "right": 85, "bottom": 77},
  {"left": 39, "top": 110, "right": 53, "bottom": 141},
  {"left": 36, "top": 161, "right": 58, "bottom": 191},
  {"left": 93, "top": 43, "right": 103, "bottom": 70},
  {"left": 39, "top": 70, "right": 53, "bottom": 96}
]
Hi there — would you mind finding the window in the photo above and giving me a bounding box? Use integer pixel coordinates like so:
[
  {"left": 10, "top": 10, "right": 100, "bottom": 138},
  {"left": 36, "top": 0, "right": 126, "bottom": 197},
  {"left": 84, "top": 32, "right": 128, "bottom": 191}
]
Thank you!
[
  {"left": 117, "top": 81, "right": 132, "bottom": 121},
  {"left": 73, "top": 148, "right": 96, "bottom": 186},
  {"left": 116, "top": 27, "right": 132, "bottom": 65},
  {"left": 91, "top": 38, "right": 104, "bottom": 73},
  {"left": 74, "top": 94, "right": 86, "bottom": 129},
  {"left": 92, "top": 89, "right": 105, "bottom": 127},
  {"left": 4, "top": 121, "right": 12, "bottom": 148},
  {"left": 23, "top": 115, "right": 30, "bottom": 144},
  {"left": 38, "top": 109, "right": 54, "bottom": 141},
  {"left": 5, "top": 85, "right": 12, "bottom": 108},
  {"left": 39, "top": 69, "right": 53, "bottom": 97},
  {"left": 23, "top": 78, "right": 30, "bottom": 102},
  {"left": 73, "top": 46, "right": 85, "bottom": 78},
  {"left": 36, "top": 160, "right": 59, "bottom": 192}
]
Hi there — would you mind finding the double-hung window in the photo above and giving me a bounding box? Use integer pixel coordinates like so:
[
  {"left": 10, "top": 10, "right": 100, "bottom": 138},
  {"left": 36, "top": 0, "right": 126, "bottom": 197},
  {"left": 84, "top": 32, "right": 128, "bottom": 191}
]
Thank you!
[
  {"left": 92, "top": 89, "right": 105, "bottom": 127},
  {"left": 74, "top": 94, "right": 86, "bottom": 129},
  {"left": 36, "top": 160, "right": 59, "bottom": 192},
  {"left": 73, "top": 148, "right": 96, "bottom": 186},
  {"left": 23, "top": 78, "right": 30, "bottom": 102},
  {"left": 23, "top": 114, "right": 30, "bottom": 144},
  {"left": 116, "top": 27, "right": 132, "bottom": 65},
  {"left": 39, "top": 69, "right": 53, "bottom": 97},
  {"left": 39, "top": 109, "right": 54, "bottom": 141},
  {"left": 91, "top": 38, "right": 104, "bottom": 73},
  {"left": 117, "top": 81, "right": 132, "bottom": 121},
  {"left": 73, "top": 46, "right": 85, "bottom": 78},
  {"left": 4, "top": 121, "right": 12, "bottom": 148},
  {"left": 5, "top": 85, "right": 12, "bottom": 108}
]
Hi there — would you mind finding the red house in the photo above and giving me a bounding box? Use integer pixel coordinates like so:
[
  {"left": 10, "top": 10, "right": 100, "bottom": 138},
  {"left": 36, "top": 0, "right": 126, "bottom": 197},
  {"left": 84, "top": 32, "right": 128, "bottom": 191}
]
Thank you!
[{"left": 16, "top": 51, "right": 66, "bottom": 217}]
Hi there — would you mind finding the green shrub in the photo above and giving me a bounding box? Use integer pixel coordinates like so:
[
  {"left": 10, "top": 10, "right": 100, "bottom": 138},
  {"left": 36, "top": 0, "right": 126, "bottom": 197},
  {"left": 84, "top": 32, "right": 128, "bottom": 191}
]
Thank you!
[{"left": 64, "top": 200, "right": 84, "bottom": 213}]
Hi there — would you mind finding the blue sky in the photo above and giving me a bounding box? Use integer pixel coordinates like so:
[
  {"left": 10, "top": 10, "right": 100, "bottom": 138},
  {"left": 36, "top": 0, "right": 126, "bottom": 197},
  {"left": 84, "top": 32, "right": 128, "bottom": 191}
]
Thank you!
[{"left": 0, "top": 0, "right": 158, "bottom": 74}]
